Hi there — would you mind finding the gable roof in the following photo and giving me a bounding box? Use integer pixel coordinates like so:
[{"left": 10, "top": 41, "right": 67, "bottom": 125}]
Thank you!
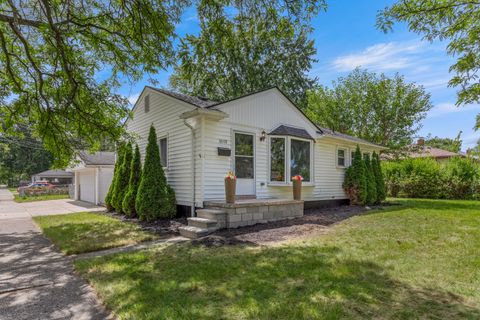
[
  {"left": 78, "top": 151, "right": 115, "bottom": 165},
  {"left": 146, "top": 86, "right": 217, "bottom": 108},
  {"left": 269, "top": 125, "right": 314, "bottom": 140},
  {"left": 140, "top": 86, "right": 384, "bottom": 148},
  {"left": 407, "top": 146, "right": 465, "bottom": 159},
  {"left": 33, "top": 169, "right": 73, "bottom": 178}
]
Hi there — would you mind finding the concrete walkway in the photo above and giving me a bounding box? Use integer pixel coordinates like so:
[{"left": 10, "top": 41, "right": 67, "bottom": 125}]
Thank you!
[{"left": 0, "top": 189, "right": 112, "bottom": 320}]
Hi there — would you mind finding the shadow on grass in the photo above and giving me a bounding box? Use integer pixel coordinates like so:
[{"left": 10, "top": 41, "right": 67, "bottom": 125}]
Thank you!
[
  {"left": 42, "top": 220, "right": 154, "bottom": 255},
  {"left": 374, "top": 198, "right": 480, "bottom": 214},
  {"left": 77, "top": 243, "right": 480, "bottom": 319}
]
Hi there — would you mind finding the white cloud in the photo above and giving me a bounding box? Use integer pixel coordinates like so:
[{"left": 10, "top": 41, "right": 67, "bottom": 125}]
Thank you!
[
  {"left": 128, "top": 93, "right": 140, "bottom": 105},
  {"left": 332, "top": 41, "right": 425, "bottom": 72},
  {"left": 428, "top": 102, "right": 480, "bottom": 118}
]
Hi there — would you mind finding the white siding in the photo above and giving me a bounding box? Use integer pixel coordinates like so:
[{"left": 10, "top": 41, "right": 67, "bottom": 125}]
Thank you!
[
  {"left": 126, "top": 89, "right": 196, "bottom": 206},
  {"left": 98, "top": 167, "right": 114, "bottom": 204},
  {"left": 201, "top": 89, "right": 381, "bottom": 202}
]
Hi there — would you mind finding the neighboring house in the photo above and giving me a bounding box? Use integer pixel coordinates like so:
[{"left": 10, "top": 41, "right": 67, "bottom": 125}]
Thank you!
[
  {"left": 31, "top": 169, "right": 73, "bottom": 185},
  {"left": 68, "top": 151, "right": 115, "bottom": 205},
  {"left": 126, "top": 86, "right": 384, "bottom": 214},
  {"left": 405, "top": 139, "right": 465, "bottom": 162}
]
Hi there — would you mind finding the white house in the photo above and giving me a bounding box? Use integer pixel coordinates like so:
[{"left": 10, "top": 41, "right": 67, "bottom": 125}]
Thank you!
[
  {"left": 126, "top": 86, "right": 384, "bottom": 216},
  {"left": 69, "top": 151, "right": 115, "bottom": 205}
]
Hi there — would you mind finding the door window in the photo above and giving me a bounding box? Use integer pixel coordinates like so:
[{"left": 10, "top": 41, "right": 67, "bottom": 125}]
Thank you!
[{"left": 235, "top": 133, "right": 254, "bottom": 179}]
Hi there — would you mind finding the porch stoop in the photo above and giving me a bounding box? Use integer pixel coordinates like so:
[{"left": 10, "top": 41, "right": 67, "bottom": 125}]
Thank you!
[
  {"left": 178, "top": 209, "right": 227, "bottom": 239},
  {"left": 179, "top": 200, "right": 304, "bottom": 239}
]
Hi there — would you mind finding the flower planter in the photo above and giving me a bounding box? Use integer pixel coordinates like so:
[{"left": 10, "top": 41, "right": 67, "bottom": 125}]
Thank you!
[
  {"left": 225, "top": 171, "right": 237, "bottom": 204},
  {"left": 292, "top": 175, "right": 303, "bottom": 200}
]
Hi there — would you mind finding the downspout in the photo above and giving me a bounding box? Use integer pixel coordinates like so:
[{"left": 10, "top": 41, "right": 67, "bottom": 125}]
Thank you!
[{"left": 183, "top": 119, "right": 196, "bottom": 217}]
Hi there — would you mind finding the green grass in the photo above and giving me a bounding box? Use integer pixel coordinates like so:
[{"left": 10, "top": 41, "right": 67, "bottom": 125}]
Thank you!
[
  {"left": 14, "top": 193, "right": 69, "bottom": 202},
  {"left": 75, "top": 199, "right": 480, "bottom": 319},
  {"left": 34, "top": 212, "right": 157, "bottom": 255}
]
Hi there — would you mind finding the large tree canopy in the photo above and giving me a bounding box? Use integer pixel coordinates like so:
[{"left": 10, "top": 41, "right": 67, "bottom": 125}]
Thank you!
[
  {"left": 376, "top": 0, "right": 480, "bottom": 128},
  {"left": 305, "top": 68, "right": 433, "bottom": 149},
  {"left": 0, "top": 0, "right": 325, "bottom": 166},
  {"left": 169, "top": 2, "right": 326, "bottom": 107}
]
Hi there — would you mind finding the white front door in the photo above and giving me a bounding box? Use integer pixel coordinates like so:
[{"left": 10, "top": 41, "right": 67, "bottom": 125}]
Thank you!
[{"left": 234, "top": 132, "right": 255, "bottom": 196}]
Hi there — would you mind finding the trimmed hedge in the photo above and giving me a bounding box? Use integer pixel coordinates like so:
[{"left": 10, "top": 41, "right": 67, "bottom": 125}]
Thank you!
[{"left": 382, "top": 157, "right": 480, "bottom": 200}]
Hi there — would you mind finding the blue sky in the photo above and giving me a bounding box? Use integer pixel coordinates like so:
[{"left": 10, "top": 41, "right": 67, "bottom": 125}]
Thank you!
[{"left": 116, "top": 1, "right": 480, "bottom": 151}]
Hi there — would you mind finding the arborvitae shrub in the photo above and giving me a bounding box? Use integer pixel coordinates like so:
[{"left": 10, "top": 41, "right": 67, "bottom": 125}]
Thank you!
[
  {"left": 105, "top": 143, "right": 125, "bottom": 211},
  {"left": 136, "top": 125, "right": 176, "bottom": 221},
  {"left": 364, "top": 154, "right": 377, "bottom": 205},
  {"left": 122, "top": 144, "right": 142, "bottom": 217},
  {"left": 112, "top": 142, "right": 132, "bottom": 213},
  {"left": 372, "top": 152, "right": 386, "bottom": 203},
  {"left": 343, "top": 145, "right": 367, "bottom": 205}
]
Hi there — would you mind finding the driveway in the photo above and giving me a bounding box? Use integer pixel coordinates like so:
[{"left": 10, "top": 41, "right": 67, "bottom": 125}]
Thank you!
[{"left": 0, "top": 189, "right": 111, "bottom": 319}]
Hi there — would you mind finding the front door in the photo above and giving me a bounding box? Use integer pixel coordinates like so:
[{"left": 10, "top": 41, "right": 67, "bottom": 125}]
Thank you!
[{"left": 234, "top": 132, "right": 255, "bottom": 196}]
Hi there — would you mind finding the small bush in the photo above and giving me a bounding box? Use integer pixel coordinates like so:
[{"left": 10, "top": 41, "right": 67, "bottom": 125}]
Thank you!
[
  {"left": 382, "top": 157, "right": 480, "bottom": 200},
  {"left": 122, "top": 144, "right": 142, "bottom": 217},
  {"left": 136, "top": 125, "right": 176, "bottom": 221},
  {"left": 343, "top": 145, "right": 367, "bottom": 205},
  {"left": 111, "top": 142, "right": 132, "bottom": 213}
]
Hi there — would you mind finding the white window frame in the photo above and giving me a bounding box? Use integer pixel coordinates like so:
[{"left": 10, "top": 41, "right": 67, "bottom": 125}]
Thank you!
[
  {"left": 268, "top": 136, "right": 314, "bottom": 184},
  {"left": 337, "top": 147, "right": 347, "bottom": 168},
  {"left": 158, "top": 134, "right": 168, "bottom": 169},
  {"left": 268, "top": 136, "right": 287, "bottom": 183}
]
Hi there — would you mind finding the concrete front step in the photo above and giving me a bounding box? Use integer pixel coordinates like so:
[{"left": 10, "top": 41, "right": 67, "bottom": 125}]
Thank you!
[
  {"left": 196, "top": 209, "right": 226, "bottom": 220},
  {"left": 178, "top": 226, "right": 215, "bottom": 239},
  {"left": 187, "top": 217, "right": 218, "bottom": 229}
]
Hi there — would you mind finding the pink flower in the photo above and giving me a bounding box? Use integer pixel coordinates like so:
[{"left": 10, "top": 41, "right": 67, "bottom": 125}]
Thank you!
[
  {"left": 291, "top": 175, "right": 303, "bottom": 181},
  {"left": 225, "top": 171, "right": 237, "bottom": 180}
]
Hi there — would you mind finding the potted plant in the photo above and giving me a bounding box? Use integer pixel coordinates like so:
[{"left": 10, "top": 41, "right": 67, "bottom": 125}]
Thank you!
[
  {"left": 225, "top": 171, "right": 237, "bottom": 203},
  {"left": 292, "top": 175, "right": 303, "bottom": 200}
]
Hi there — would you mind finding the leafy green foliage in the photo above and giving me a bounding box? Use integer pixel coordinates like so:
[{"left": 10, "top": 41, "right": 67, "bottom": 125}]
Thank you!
[
  {"left": 0, "top": 124, "right": 52, "bottom": 186},
  {"left": 382, "top": 157, "right": 480, "bottom": 200},
  {"left": 0, "top": 0, "right": 189, "bottom": 166},
  {"left": 122, "top": 144, "right": 142, "bottom": 217},
  {"left": 170, "top": 4, "right": 324, "bottom": 107},
  {"left": 425, "top": 132, "right": 462, "bottom": 153},
  {"left": 377, "top": 1, "right": 480, "bottom": 112},
  {"left": 105, "top": 144, "right": 125, "bottom": 212},
  {"left": 306, "top": 69, "right": 433, "bottom": 149},
  {"left": 364, "top": 154, "right": 377, "bottom": 205},
  {"left": 136, "top": 125, "right": 176, "bottom": 221},
  {"left": 112, "top": 142, "right": 132, "bottom": 213},
  {"left": 343, "top": 146, "right": 367, "bottom": 205},
  {"left": 372, "top": 152, "right": 386, "bottom": 203}
]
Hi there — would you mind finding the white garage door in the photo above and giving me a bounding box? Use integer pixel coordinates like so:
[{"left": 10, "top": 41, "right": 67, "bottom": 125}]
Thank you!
[
  {"left": 98, "top": 168, "right": 114, "bottom": 204},
  {"left": 79, "top": 170, "right": 95, "bottom": 203}
]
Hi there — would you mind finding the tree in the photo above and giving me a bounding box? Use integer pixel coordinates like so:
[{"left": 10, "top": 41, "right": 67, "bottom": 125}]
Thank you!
[
  {"left": 306, "top": 69, "right": 433, "bottom": 149},
  {"left": 377, "top": 1, "right": 480, "bottom": 129},
  {"left": 122, "top": 144, "right": 142, "bottom": 217},
  {"left": 135, "top": 125, "right": 176, "bottom": 221},
  {"left": 425, "top": 132, "right": 462, "bottom": 153},
  {"left": 111, "top": 142, "right": 132, "bottom": 213},
  {"left": 372, "top": 152, "right": 386, "bottom": 203},
  {"left": 364, "top": 154, "right": 377, "bottom": 205},
  {"left": 105, "top": 143, "right": 125, "bottom": 212},
  {"left": 0, "top": 0, "right": 325, "bottom": 166},
  {"left": 343, "top": 146, "right": 367, "bottom": 205},
  {"left": 0, "top": 124, "right": 52, "bottom": 186},
  {"left": 169, "top": 6, "right": 323, "bottom": 108}
]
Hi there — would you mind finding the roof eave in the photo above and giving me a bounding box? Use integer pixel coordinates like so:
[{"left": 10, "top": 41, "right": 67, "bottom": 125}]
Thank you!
[{"left": 179, "top": 108, "right": 228, "bottom": 120}]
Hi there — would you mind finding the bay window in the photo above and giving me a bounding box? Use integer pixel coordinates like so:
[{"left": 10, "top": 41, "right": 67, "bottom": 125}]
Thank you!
[{"left": 269, "top": 136, "right": 313, "bottom": 183}]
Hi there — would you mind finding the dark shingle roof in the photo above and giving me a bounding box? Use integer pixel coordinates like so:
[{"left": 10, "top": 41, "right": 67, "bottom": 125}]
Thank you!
[
  {"left": 318, "top": 127, "right": 383, "bottom": 147},
  {"left": 269, "top": 125, "right": 314, "bottom": 140},
  {"left": 78, "top": 151, "right": 115, "bottom": 165},
  {"left": 147, "top": 87, "right": 217, "bottom": 108},
  {"left": 34, "top": 169, "right": 73, "bottom": 178}
]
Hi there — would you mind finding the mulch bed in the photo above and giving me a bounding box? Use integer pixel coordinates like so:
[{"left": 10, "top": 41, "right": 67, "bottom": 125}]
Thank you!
[{"left": 195, "top": 204, "right": 388, "bottom": 247}]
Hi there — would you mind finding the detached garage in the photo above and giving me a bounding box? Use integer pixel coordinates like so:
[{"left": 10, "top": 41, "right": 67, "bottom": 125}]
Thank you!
[{"left": 69, "top": 151, "right": 115, "bottom": 205}]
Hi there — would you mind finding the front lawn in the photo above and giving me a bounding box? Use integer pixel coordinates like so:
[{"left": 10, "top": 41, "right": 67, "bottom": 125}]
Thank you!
[
  {"left": 34, "top": 212, "right": 157, "bottom": 255},
  {"left": 76, "top": 199, "right": 480, "bottom": 319},
  {"left": 15, "top": 193, "right": 69, "bottom": 202}
]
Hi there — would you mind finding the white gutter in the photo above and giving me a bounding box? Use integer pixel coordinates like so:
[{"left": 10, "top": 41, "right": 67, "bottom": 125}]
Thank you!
[{"left": 183, "top": 119, "right": 196, "bottom": 217}]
